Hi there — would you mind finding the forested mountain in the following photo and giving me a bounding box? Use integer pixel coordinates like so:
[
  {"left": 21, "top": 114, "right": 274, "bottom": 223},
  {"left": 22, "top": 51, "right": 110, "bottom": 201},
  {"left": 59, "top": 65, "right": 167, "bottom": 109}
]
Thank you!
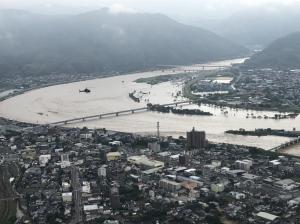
[
  {"left": 245, "top": 32, "right": 300, "bottom": 69},
  {"left": 0, "top": 9, "right": 247, "bottom": 77}
]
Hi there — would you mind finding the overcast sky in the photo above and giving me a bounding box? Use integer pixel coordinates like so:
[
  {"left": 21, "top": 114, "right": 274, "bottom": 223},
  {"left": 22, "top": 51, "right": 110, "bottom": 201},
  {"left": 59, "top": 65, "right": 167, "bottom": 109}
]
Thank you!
[{"left": 1, "top": 0, "right": 300, "bottom": 19}]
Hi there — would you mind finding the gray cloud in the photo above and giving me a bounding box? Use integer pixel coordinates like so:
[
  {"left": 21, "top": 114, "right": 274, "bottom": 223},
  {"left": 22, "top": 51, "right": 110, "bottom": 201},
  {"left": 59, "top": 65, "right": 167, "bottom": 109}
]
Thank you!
[{"left": 1, "top": 0, "right": 300, "bottom": 18}]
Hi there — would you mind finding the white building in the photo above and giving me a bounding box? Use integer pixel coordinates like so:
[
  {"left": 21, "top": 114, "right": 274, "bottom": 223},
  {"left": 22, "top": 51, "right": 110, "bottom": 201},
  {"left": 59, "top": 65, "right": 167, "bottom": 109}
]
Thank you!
[
  {"left": 106, "top": 152, "right": 121, "bottom": 161},
  {"left": 62, "top": 192, "right": 72, "bottom": 202},
  {"left": 128, "top": 155, "right": 164, "bottom": 169},
  {"left": 62, "top": 182, "right": 71, "bottom": 192},
  {"left": 211, "top": 160, "right": 221, "bottom": 167},
  {"left": 235, "top": 160, "right": 252, "bottom": 171},
  {"left": 82, "top": 181, "right": 91, "bottom": 193},
  {"left": 98, "top": 165, "right": 107, "bottom": 178},
  {"left": 159, "top": 179, "right": 181, "bottom": 192},
  {"left": 84, "top": 204, "right": 99, "bottom": 213},
  {"left": 39, "top": 154, "right": 51, "bottom": 167},
  {"left": 256, "top": 212, "right": 278, "bottom": 222},
  {"left": 80, "top": 133, "right": 93, "bottom": 139},
  {"left": 109, "top": 141, "right": 122, "bottom": 146}
]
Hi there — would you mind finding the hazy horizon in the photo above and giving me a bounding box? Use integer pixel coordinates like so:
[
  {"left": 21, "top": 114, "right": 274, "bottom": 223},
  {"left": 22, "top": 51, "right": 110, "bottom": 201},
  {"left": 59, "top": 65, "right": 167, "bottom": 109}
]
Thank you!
[{"left": 1, "top": 0, "right": 300, "bottom": 21}]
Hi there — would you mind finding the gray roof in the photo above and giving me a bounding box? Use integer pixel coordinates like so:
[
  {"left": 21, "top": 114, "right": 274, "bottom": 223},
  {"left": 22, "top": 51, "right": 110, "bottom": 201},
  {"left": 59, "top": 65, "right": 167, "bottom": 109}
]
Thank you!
[{"left": 275, "top": 179, "right": 295, "bottom": 186}]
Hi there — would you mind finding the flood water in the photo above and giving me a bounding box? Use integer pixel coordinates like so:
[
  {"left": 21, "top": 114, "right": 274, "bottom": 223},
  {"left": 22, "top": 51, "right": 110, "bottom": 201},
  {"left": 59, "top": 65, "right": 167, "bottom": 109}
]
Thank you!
[
  {"left": 0, "top": 89, "right": 17, "bottom": 98},
  {"left": 0, "top": 58, "right": 299, "bottom": 151}
]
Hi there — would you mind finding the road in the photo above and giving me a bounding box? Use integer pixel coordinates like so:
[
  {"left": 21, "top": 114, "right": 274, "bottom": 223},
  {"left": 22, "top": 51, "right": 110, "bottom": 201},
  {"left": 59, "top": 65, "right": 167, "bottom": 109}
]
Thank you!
[
  {"left": 70, "top": 166, "right": 83, "bottom": 224},
  {"left": 0, "top": 164, "right": 18, "bottom": 223},
  {"left": 231, "top": 72, "right": 243, "bottom": 91}
]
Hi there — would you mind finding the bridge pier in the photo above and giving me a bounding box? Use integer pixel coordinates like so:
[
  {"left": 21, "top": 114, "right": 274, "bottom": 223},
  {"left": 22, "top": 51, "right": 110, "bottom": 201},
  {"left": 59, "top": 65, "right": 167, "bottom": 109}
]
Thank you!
[
  {"left": 50, "top": 100, "right": 203, "bottom": 126},
  {"left": 271, "top": 137, "right": 300, "bottom": 152}
]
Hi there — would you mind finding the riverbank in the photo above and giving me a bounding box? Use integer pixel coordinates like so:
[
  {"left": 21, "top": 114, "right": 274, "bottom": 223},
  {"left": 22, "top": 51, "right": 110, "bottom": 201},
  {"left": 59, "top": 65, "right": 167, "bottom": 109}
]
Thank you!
[
  {"left": 0, "top": 72, "right": 128, "bottom": 103},
  {"left": 199, "top": 98, "right": 300, "bottom": 113},
  {"left": 0, "top": 64, "right": 170, "bottom": 103},
  {"left": 225, "top": 128, "right": 300, "bottom": 137},
  {"left": 3, "top": 58, "right": 296, "bottom": 151}
]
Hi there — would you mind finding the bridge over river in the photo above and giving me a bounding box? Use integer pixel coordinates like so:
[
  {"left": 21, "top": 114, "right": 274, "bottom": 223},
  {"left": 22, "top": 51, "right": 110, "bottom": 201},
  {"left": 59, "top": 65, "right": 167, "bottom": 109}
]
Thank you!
[
  {"left": 50, "top": 100, "right": 195, "bottom": 126},
  {"left": 158, "top": 64, "right": 231, "bottom": 73},
  {"left": 270, "top": 136, "right": 300, "bottom": 152}
]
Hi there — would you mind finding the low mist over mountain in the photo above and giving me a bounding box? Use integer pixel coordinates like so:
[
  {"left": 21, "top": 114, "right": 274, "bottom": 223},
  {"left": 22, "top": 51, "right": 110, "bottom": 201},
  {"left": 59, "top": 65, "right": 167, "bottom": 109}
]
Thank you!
[
  {"left": 245, "top": 32, "right": 300, "bottom": 69},
  {"left": 190, "top": 6, "right": 300, "bottom": 48},
  {"left": 0, "top": 9, "right": 247, "bottom": 77}
]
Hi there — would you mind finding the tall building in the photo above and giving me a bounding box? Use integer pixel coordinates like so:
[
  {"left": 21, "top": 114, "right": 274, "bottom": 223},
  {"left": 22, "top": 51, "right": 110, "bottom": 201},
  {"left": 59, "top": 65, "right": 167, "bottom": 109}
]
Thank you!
[
  {"left": 100, "top": 149, "right": 107, "bottom": 163},
  {"left": 98, "top": 165, "right": 107, "bottom": 178},
  {"left": 187, "top": 128, "right": 206, "bottom": 149},
  {"left": 110, "top": 185, "right": 121, "bottom": 209},
  {"left": 61, "top": 153, "right": 70, "bottom": 168},
  {"left": 61, "top": 154, "right": 69, "bottom": 162}
]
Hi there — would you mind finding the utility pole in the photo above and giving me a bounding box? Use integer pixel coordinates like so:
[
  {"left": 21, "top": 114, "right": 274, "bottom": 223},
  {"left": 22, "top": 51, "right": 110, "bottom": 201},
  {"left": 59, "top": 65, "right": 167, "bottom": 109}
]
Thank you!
[{"left": 157, "top": 121, "right": 160, "bottom": 143}]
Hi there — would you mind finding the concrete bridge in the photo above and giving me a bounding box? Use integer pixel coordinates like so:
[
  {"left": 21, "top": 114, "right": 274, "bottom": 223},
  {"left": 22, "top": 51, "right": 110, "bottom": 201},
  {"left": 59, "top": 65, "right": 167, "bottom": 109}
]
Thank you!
[
  {"left": 158, "top": 64, "right": 231, "bottom": 73},
  {"left": 50, "top": 100, "right": 195, "bottom": 126},
  {"left": 270, "top": 136, "right": 300, "bottom": 152}
]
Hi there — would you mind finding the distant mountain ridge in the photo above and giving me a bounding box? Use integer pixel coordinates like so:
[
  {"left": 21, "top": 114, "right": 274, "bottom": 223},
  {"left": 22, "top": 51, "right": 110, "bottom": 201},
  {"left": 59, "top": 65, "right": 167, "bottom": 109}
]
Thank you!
[
  {"left": 245, "top": 32, "right": 300, "bottom": 69},
  {"left": 188, "top": 6, "right": 300, "bottom": 48},
  {"left": 0, "top": 9, "right": 247, "bottom": 77}
]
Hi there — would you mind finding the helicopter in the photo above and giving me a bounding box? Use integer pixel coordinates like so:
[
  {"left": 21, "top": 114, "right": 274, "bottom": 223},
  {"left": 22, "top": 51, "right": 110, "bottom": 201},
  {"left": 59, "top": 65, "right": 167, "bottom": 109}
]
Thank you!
[{"left": 79, "top": 88, "right": 91, "bottom": 93}]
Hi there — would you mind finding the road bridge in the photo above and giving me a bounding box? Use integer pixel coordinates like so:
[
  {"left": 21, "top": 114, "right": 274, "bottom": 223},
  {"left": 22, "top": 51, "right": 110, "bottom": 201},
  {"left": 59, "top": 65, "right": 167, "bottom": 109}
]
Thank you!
[
  {"left": 158, "top": 64, "right": 231, "bottom": 73},
  {"left": 270, "top": 136, "right": 300, "bottom": 152},
  {"left": 50, "top": 100, "right": 195, "bottom": 126}
]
